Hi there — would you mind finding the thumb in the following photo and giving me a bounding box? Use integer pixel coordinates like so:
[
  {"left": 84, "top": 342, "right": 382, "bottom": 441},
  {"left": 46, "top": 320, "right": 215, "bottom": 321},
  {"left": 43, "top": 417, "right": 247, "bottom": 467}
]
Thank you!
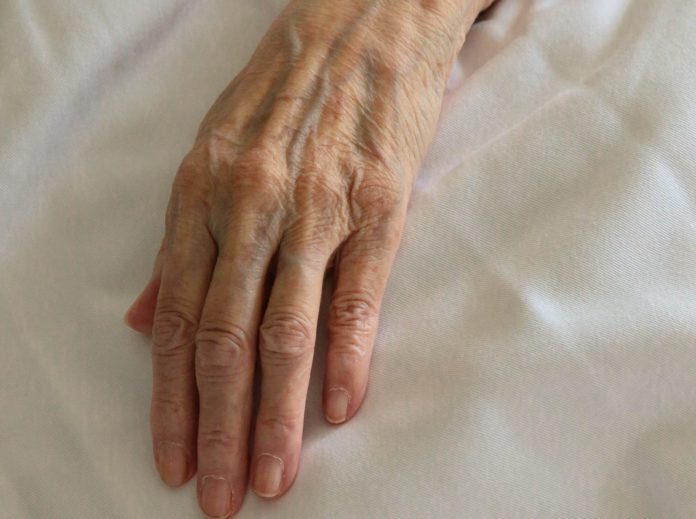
[{"left": 124, "top": 238, "right": 166, "bottom": 334}]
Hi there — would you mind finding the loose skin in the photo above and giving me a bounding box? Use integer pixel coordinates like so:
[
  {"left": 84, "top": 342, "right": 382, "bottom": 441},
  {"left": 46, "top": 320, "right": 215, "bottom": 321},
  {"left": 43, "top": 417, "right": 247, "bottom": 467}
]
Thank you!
[{"left": 125, "top": 1, "right": 495, "bottom": 517}]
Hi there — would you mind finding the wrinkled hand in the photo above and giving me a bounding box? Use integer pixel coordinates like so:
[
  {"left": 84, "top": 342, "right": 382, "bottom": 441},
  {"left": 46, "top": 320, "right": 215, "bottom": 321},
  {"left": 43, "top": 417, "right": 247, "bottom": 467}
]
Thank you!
[{"left": 125, "top": 0, "right": 490, "bottom": 516}]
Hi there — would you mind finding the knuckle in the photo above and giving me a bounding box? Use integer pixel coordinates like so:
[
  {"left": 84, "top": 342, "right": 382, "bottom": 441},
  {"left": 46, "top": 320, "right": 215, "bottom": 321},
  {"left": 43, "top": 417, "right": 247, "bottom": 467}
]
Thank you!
[
  {"left": 174, "top": 153, "right": 204, "bottom": 192},
  {"left": 203, "top": 131, "right": 245, "bottom": 162},
  {"left": 281, "top": 225, "right": 338, "bottom": 262},
  {"left": 198, "top": 427, "right": 240, "bottom": 452},
  {"left": 195, "top": 322, "right": 251, "bottom": 380},
  {"left": 256, "top": 414, "right": 302, "bottom": 438},
  {"left": 151, "top": 392, "right": 188, "bottom": 424},
  {"left": 283, "top": 174, "right": 348, "bottom": 256},
  {"left": 355, "top": 181, "right": 401, "bottom": 220},
  {"left": 260, "top": 310, "right": 315, "bottom": 362},
  {"left": 167, "top": 153, "right": 211, "bottom": 227},
  {"left": 152, "top": 306, "right": 198, "bottom": 357},
  {"left": 329, "top": 292, "right": 379, "bottom": 335},
  {"left": 218, "top": 236, "right": 274, "bottom": 272},
  {"left": 295, "top": 169, "right": 344, "bottom": 215},
  {"left": 227, "top": 149, "right": 285, "bottom": 212},
  {"left": 358, "top": 229, "right": 401, "bottom": 259}
]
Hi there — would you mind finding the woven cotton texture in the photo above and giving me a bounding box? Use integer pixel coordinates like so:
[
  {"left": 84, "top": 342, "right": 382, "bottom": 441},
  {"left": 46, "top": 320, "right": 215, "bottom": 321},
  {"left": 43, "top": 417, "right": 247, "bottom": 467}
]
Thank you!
[{"left": 1, "top": 0, "right": 695, "bottom": 517}]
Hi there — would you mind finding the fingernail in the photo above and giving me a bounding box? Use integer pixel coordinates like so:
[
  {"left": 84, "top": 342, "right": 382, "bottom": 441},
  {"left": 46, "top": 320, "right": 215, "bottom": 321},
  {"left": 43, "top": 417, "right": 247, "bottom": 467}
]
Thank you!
[
  {"left": 253, "top": 453, "right": 284, "bottom": 498},
  {"left": 200, "top": 476, "right": 233, "bottom": 518},
  {"left": 325, "top": 387, "right": 350, "bottom": 424},
  {"left": 156, "top": 441, "right": 188, "bottom": 487}
]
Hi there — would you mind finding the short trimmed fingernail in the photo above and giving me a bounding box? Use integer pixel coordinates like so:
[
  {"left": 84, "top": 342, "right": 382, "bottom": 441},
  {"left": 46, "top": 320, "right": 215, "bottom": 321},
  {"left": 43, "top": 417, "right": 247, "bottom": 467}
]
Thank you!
[
  {"left": 156, "top": 441, "right": 188, "bottom": 487},
  {"left": 253, "top": 453, "right": 284, "bottom": 497},
  {"left": 200, "top": 476, "right": 232, "bottom": 518},
  {"left": 325, "top": 387, "right": 350, "bottom": 424}
]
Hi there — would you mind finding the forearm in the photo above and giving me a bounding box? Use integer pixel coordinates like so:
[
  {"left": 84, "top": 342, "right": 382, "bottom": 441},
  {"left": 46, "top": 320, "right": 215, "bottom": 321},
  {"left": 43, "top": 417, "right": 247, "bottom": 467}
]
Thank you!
[{"left": 274, "top": 0, "right": 490, "bottom": 78}]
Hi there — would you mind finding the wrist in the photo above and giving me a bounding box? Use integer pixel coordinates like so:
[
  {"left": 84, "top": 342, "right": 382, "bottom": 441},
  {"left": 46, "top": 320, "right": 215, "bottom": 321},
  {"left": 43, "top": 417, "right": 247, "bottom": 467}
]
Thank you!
[
  {"left": 378, "top": 0, "right": 485, "bottom": 70},
  {"left": 282, "top": 0, "right": 484, "bottom": 78},
  {"left": 413, "top": 0, "right": 486, "bottom": 59}
]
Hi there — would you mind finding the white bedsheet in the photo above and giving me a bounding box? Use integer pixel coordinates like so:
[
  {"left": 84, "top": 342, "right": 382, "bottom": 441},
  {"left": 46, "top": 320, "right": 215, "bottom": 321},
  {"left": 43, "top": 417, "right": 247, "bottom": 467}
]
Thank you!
[{"left": 2, "top": 0, "right": 695, "bottom": 517}]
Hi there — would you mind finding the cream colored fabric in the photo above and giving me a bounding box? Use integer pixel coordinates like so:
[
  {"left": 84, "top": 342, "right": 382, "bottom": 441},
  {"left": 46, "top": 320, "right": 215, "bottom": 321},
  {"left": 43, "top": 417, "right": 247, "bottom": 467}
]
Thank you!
[{"left": 2, "top": 0, "right": 695, "bottom": 517}]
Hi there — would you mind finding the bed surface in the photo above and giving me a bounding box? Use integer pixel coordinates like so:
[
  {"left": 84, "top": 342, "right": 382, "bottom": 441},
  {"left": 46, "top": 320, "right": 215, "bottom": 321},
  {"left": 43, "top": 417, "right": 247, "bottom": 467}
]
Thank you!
[{"left": 2, "top": 1, "right": 695, "bottom": 517}]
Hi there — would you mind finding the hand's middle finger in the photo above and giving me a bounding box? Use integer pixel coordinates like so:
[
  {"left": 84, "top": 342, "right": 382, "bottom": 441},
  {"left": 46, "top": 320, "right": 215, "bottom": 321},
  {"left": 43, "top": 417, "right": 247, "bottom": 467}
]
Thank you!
[
  {"left": 250, "top": 235, "right": 333, "bottom": 499},
  {"left": 195, "top": 218, "right": 276, "bottom": 518}
]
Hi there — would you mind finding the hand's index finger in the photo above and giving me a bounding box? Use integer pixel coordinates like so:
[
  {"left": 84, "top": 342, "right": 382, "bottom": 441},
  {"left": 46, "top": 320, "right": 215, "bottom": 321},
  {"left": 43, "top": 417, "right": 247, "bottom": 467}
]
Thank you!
[{"left": 195, "top": 230, "right": 274, "bottom": 518}]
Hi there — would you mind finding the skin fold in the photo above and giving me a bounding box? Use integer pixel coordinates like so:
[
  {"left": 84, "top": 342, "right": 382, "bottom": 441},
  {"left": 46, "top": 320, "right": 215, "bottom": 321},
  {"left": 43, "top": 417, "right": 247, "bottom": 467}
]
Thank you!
[{"left": 124, "top": 0, "right": 495, "bottom": 517}]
